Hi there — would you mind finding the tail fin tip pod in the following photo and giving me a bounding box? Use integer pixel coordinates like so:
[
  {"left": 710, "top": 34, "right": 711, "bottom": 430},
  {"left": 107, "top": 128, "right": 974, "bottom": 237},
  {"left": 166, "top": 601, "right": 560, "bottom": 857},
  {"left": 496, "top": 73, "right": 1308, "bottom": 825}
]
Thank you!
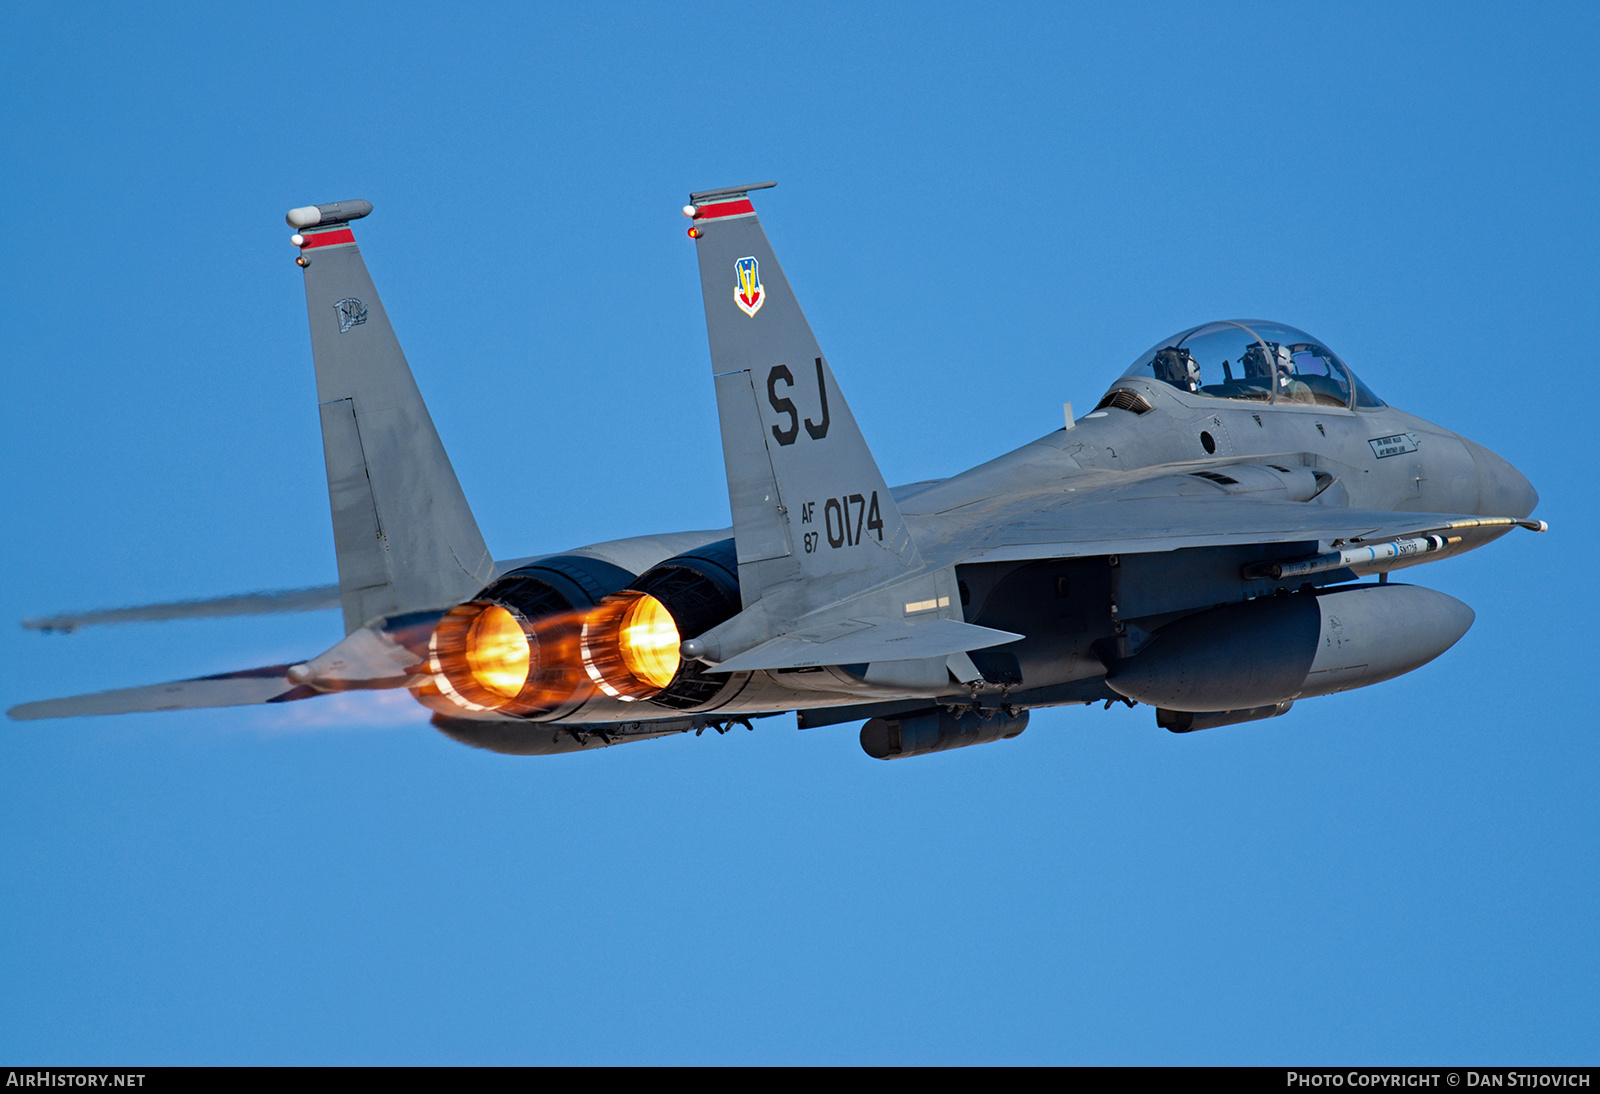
[
  {"left": 287, "top": 200, "right": 372, "bottom": 230},
  {"left": 687, "top": 182, "right": 923, "bottom": 627},
  {"left": 292, "top": 199, "right": 495, "bottom": 634}
]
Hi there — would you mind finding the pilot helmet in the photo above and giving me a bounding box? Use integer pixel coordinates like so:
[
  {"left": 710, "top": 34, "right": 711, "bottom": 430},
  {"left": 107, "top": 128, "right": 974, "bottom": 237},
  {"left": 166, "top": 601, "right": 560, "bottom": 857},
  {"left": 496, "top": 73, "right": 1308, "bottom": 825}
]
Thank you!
[
  {"left": 1152, "top": 347, "right": 1201, "bottom": 392},
  {"left": 1272, "top": 344, "right": 1293, "bottom": 387}
]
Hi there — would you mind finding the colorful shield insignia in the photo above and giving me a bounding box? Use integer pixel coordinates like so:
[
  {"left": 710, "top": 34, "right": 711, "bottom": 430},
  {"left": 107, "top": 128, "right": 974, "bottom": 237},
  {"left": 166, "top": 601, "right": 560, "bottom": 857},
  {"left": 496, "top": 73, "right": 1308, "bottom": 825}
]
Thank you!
[{"left": 735, "top": 256, "right": 765, "bottom": 317}]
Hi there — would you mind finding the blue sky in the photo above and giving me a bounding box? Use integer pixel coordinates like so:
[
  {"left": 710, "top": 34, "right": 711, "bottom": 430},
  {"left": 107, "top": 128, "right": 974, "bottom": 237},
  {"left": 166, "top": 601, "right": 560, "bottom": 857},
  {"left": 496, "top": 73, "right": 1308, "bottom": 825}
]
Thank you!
[{"left": 2, "top": 1, "right": 1596, "bottom": 1064}]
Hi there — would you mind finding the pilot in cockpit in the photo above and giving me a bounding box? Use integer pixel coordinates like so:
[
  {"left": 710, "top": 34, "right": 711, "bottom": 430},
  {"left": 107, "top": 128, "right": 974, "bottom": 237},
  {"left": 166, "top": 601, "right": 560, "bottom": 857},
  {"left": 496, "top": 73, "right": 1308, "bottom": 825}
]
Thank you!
[
  {"left": 1151, "top": 347, "right": 1201, "bottom": 392},
  {"left": 1240, "top": 342, "right": 1309, "bottom": 401},
  {"left": 1120, "top": 322, "right": 1380, "bottom": 409},
  {"left": 1239, "top": 342, "right": 1274, "bottom": 382}
]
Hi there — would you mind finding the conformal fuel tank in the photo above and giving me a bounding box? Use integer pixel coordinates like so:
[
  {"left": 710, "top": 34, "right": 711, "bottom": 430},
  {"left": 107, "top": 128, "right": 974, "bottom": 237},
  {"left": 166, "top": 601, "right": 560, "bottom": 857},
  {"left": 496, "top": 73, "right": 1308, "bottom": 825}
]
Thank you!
[{"left": 1106, "top": 584, "right": 1474, "bottom": 712}]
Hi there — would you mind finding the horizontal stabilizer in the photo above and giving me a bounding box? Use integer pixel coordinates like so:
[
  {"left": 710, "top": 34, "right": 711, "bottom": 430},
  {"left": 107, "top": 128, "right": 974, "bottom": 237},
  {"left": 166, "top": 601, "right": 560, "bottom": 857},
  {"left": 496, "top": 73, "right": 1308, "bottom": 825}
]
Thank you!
[
  {"left": 712, "top": 618, "right": 1021, "bottom": 674},
  {"left": 7, "top": 665, "right": 317, "bottom": 721},
  {"left": 22, "top": 585, "right": 341, "bottom": 632}
]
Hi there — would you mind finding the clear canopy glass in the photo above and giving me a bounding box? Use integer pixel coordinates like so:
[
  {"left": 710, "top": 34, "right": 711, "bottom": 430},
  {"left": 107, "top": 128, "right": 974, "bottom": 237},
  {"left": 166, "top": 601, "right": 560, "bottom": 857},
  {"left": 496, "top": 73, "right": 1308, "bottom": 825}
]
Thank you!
[{"left": 1119, "top": 320, "right": 1383, "bottom": 409}]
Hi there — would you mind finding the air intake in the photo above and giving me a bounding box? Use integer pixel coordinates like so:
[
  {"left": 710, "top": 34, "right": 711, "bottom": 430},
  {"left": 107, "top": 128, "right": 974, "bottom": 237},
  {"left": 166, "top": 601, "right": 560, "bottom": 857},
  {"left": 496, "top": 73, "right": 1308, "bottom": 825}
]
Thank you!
[{"left": 1095, "top": 389, "right": 1153, "bottom": 415}]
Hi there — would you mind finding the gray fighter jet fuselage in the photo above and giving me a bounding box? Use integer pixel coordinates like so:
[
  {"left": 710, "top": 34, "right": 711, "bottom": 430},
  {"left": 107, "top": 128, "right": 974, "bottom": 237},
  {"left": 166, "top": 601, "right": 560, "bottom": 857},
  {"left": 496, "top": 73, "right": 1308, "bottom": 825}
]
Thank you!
[{"left": 10, "top": 185, "right": 1543, "bottom": 760}]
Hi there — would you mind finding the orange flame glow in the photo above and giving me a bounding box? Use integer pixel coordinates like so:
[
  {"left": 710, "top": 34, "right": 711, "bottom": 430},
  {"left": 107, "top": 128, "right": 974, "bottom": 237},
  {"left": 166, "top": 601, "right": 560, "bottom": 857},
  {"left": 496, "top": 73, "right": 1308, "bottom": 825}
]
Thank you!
[
  {"left": 464, "top": 604, "right": 530, "bottom": 698},
  {"left": 421, "top": 591, "right": 685, "bottom": 713},
  {"left": 580, "top": 591, "right": 682, "bottom": 702},
  {"left": 618, "top": 594, "right": 681, "bottom": 689}
]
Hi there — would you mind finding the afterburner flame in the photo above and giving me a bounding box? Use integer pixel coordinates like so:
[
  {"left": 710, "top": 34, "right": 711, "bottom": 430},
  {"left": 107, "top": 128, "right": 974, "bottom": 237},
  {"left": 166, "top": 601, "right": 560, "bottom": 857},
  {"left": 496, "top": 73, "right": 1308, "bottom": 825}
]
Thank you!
[
  {"left": 426, "top": 600, "right": 544, "bottom": 712},
  {"left": 580, "top": 591, "right": 683, "bottom": 701},
  {"left": 465, "top": 604, "right": 530, "bottom": 698},
  {"left": 618, "top": 595, "right": 681, "bottom": 689},
  {"left": 422, "top": 589, "right": 686, "bottom": 714}
]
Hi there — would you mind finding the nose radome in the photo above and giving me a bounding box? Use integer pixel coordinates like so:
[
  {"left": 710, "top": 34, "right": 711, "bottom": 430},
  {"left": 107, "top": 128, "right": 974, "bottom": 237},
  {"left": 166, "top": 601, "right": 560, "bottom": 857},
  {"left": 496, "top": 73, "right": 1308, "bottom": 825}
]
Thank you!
[{"left": 1462, "top": 437, "right": 1539, "bottom": 518}]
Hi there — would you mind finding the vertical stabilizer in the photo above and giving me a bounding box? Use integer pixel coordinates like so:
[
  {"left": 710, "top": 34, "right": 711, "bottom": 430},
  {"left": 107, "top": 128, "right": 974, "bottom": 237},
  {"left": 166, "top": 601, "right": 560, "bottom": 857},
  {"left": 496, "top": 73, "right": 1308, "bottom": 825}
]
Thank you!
[
  {"left": 290, "top": 201, "right": 494, "bottom": 633},
  {"left": 688, "top": 183, "right": 922, "bottom": 625}
]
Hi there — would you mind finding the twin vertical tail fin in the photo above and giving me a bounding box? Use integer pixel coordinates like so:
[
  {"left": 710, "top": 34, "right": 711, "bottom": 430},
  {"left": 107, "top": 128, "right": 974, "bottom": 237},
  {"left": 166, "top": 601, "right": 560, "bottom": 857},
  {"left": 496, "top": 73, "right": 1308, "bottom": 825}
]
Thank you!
[
  {"left": 5, "top": 203, "right": 495, "bottom": 721},
  {"left": 688, "top": 183, "right": 923, "bottom": 625},
  {"left": 291, "top": 201, "right": 495, "bottom": 633}
]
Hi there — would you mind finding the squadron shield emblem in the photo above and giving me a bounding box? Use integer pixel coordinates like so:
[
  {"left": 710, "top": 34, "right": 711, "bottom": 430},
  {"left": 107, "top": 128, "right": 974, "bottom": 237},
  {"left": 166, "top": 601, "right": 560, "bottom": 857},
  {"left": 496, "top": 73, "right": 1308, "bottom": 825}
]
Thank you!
[
  {"left": 734, "top": 257, "right": 765, "bottom": 317},
  {"left": 333, "top": 297, "right": 368, "bottom": 333}
]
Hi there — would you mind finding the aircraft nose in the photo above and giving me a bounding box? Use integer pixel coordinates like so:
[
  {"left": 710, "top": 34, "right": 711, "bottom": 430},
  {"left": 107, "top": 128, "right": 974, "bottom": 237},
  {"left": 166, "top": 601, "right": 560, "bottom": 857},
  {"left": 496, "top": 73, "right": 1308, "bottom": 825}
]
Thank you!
[{"left": 1463, "top": 438, "right": 1539, "bottom": 518}]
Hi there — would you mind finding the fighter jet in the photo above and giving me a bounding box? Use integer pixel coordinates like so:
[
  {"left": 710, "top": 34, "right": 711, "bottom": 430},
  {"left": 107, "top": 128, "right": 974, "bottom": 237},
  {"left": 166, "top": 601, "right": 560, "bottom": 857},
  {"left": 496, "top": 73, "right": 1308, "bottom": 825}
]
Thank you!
[{"left": 9, "top": 183, "right": 1545, "bottom": 759}]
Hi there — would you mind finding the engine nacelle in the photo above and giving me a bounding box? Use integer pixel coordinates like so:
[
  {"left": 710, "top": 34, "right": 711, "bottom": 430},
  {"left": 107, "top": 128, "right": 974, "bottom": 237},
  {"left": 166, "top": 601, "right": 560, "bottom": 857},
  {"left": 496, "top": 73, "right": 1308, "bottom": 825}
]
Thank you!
[
  {"left": 423, "top": 540, "right": 745, "bottom": 717},
  {"left": 1106, "top": 583, "right": 1474, "bottom": 712},
  {"left": 859, "top": 707, "right": 1030, "bottom": 760},
  {"left": 423, "top": 554, "right": 638, "bottom": 716},
  {"left": 581, "top": 538, "right": 744, "bottom": 709}
]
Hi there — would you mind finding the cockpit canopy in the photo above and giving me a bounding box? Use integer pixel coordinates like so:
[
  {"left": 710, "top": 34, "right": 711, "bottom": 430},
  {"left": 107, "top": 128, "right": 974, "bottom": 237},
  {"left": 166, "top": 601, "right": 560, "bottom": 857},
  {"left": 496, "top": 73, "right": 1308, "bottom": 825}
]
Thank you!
[{"left": 1119, "top": 321, "right": 1383, "bottom": 409}]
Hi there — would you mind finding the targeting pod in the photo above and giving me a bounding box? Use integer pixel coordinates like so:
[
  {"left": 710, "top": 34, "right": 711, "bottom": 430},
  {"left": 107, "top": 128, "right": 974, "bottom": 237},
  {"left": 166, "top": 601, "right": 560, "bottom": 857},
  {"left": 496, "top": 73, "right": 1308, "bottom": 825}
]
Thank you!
[
  {"left": 580, "top": 539, "right": 743, "bottom": 708},
  {"left": 1157, "top": 701, "right": 1293, "bottom": 733},
  {"left": 860, "top": 707, "right": 1030, "bottom": 760}
]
